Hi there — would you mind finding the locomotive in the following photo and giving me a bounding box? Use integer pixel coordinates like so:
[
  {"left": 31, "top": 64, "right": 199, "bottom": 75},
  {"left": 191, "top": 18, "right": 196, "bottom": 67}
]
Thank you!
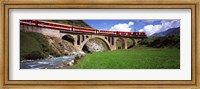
[{"left": 20, "top": 20, "right": 146, "bottom": 37}]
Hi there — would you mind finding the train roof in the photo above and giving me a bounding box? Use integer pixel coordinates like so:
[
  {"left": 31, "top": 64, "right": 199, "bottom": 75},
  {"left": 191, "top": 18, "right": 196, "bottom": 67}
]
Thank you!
[{"left": 43, "top": 20, "right": 93, "bottom": 28}]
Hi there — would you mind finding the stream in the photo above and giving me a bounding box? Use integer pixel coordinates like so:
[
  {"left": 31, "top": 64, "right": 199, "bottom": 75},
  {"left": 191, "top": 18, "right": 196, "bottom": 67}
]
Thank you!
[{"left": 20, "top": 52, "right": 85, "bottom": 69}]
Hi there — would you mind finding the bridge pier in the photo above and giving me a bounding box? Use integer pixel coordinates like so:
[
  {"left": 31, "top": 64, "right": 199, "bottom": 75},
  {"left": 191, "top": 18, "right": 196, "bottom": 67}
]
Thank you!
[
  {"left": 109, "top": 37, "right": 116, "bottom": 50},
  {"left": 72, "top": 35, "right": 82, "bottom": 51},
  {"left": 123, "top": 38, "right": 128, "bottom": 49},
  {"left": 134, "top": 39, "right": 139, "bottom": 46}
]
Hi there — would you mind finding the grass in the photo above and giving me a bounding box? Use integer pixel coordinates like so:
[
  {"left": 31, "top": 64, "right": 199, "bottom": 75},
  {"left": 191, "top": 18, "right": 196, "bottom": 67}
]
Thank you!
[{"left": 70, "top": 47, "right": 180, "bottom": 69}]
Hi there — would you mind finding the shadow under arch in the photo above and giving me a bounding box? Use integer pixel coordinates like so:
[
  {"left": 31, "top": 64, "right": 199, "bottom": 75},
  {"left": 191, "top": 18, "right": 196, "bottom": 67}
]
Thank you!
[
  {"left": 116, "top": 38, "right": 125, "bottom": 49},
  {"left": 127, "top": 38, "right": 136, "bottom": 49},
  {"left": 62, "top": 35, "right": 74, "bottom": 45},
  {"left": 80, "top": 37, "right": 111, "bottom": 52}
]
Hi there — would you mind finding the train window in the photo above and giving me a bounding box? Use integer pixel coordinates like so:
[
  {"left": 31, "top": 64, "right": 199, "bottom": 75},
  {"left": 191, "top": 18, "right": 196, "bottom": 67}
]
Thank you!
[{"left": 32, "top": 21, "right": 36, "bottom": 24}]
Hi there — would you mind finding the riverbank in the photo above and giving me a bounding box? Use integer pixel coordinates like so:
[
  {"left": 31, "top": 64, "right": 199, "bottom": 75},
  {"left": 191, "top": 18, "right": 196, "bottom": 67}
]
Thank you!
[
  {"left": 20, "top": 30, "right": 108, "bottom": 69},
  {"left": 20, "top": 31, "right": 77, "bottom": 61},
  {"left": 20, "top": 51, "right": 86, "bottom": 69}
]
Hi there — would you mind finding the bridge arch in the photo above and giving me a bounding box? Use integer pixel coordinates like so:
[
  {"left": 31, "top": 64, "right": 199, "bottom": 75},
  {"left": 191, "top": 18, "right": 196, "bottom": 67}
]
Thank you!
[
  {"left": 116, "top": 38, "right": 126, "bottom": 49},
  {"left": 80, "top": 37, "right": 111, "bottom": 51},
  {"left": 127, "top": 38, "right": 135, "bottom": 49},
  {"left": 62, "top": 35, "right": 75, "bottom": 45}
]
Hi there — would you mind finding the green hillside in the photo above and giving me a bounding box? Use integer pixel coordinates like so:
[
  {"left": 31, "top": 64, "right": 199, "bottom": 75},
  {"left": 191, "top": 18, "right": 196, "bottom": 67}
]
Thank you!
[
  {"left": 139, "top": 35, "right": 180, "bottom": 48},
  {"left": 20, "top": 31, "right": 58, "bottom": 61}
]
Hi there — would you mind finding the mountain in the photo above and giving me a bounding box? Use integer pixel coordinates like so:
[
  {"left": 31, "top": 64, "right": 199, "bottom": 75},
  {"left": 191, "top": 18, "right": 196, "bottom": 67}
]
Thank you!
[{"left": 151, "top": 27, "right": 180, "bottom": 37}]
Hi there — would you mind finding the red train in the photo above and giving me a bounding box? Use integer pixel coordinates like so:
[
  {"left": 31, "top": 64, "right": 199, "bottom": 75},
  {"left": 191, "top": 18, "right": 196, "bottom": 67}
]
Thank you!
[{"left": 20, "top": 20, "right": 146, "bottom": 37}]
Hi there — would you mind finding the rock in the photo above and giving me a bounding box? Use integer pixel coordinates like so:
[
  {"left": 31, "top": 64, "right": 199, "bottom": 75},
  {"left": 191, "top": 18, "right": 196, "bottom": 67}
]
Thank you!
[
  {"left": 67, "top": 51, "right": 86, "bottom": 64},
  {"left": 71, "top": 60, "right": 74, "bottom": 64},
  {"left": 48, "top": 37, "right": 77, "bottom": 56},
  {"left": 48, "top": 55, "right": 54, "bottom": 58},
  {"left": 84, "top": 40, "right": 106, "bottom": 53},
  {"left": 68, "top": 51, "right": 85, "bottom": 57},
  {"left": 68, "top": 61, "right": 73, "bottom": 66}
]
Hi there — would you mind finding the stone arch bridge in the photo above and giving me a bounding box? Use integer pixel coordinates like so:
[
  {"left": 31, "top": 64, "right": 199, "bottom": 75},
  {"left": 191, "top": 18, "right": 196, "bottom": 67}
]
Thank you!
[{"left": 20, "top": 24, "right": 145, "bottom": 51}]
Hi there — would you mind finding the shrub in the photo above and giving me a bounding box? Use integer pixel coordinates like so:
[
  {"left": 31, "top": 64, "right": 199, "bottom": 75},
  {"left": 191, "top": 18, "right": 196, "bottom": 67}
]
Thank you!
[
  {"left": 142, "top": 35, "right": 180, "bottom": 48},
  {"left": 24, "top": 51, "right": 45, "bottom": 60}
]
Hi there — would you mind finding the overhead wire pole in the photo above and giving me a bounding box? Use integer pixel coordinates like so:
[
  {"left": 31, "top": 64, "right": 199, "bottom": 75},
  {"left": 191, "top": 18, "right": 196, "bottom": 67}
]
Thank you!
[
  {"left": 134, "top": 28, "right": 136, "bottom": 32},
  {"left": 71, "top": 20, "right": 74, "bottom": 31}
]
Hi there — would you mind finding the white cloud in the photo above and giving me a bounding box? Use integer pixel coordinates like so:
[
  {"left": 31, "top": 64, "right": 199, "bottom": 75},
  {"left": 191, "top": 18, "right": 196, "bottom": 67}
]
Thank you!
[
  {"left": 139, "top": 29, "right": 144, "bottom": 32},
  {"left": 109, "top": 21, "right": 134, "bottom": 32},
  {"left": 139, "top": 25, "right": 162, "bottom": 36},
  {"left": 139, "top": 20, "right": 180, "bottom": 36}
]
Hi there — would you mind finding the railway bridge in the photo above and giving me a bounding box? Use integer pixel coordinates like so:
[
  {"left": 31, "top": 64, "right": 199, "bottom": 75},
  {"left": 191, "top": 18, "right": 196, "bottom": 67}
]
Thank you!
[
  {"left": 59, "top": 31, "right": 140, "bottom": 51},
  {"left": 20, "top": 21, "right": 147, "bottom": 51}
]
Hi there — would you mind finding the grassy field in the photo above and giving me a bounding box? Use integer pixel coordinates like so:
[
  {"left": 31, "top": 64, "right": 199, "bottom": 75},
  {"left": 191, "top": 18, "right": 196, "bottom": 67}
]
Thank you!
[{"left": 70, "top": 47, "right": 180, "bottom": 69}]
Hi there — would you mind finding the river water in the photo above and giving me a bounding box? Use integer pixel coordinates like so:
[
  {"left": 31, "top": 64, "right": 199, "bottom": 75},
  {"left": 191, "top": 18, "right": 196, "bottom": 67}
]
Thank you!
[{"left": 20, "top": 55, "right": 77, "bottom": 69}]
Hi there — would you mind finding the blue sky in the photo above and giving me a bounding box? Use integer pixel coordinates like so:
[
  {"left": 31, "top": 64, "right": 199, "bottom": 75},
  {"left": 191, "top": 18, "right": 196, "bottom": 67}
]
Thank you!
[{"left": 84, "top": 20, "right": 180, "bottom": 36}]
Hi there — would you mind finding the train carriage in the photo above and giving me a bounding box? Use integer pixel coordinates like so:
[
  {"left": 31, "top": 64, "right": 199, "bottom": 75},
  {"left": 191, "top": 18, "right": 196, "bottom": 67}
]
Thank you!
[
  {"left": 38, "top": 20, "right": 72, "bottom": 31},
  {"left": 116, "top": 31, "right": 132, "bottom": 36},
  {"left": 73, "top": 26, "right": 96, "bottom": 33},
  {"left": 20, "top": 20, "right": 147, "bottom": 37},
  {"left": 98, "top": 30, "right": 116, "bottom": 35}
]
